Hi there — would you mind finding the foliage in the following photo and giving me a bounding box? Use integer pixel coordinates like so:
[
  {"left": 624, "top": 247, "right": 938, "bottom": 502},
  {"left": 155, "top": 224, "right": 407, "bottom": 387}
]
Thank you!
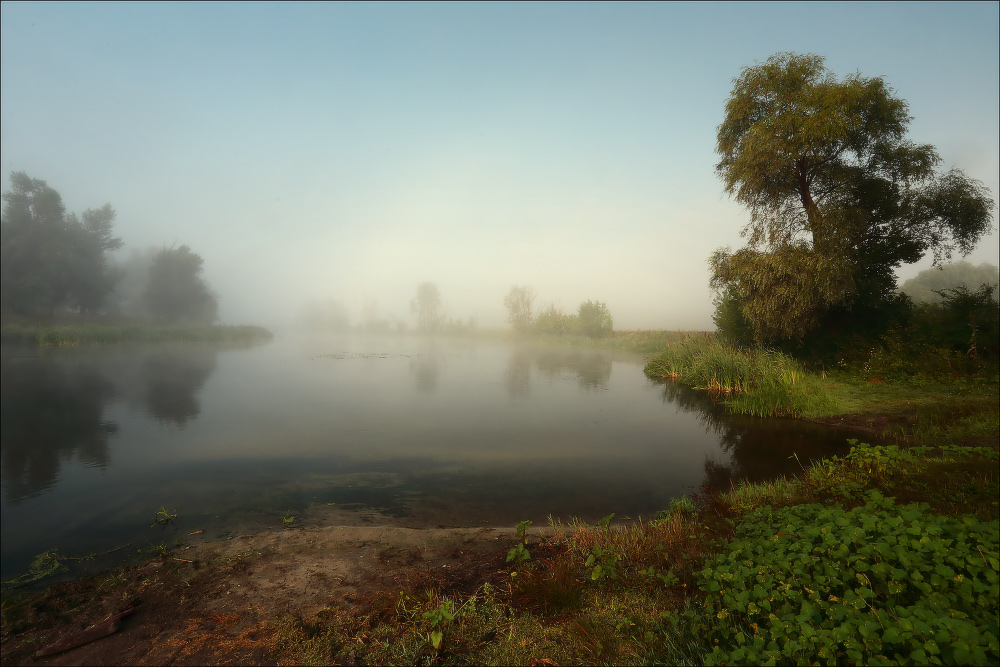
[
  {"left": 422, "top": 600, "right": 456, "bottom": 650},
  {"left": 503, "top": 285, "right": 536, "bottom": 334},
  {"left": 711, "top": 53, "right": 994, "bottom": 345},
  {"left": 900, "top": 261, "right": 999, "bottom": 304},
  {"left": 645, "top": 335, "right": 801, "bottom": 415},
  {"left": 532, "top": 303, "right": 578, "bottom": 335},
  {"left": 281, "top": 510, "right": 297, "bottom": 527},
  {"left": 1, "top": 172, "right": 123, "bottom": 316},
  {"left": 712, "top": 284, "right": 755, "bottom": 346},
  {"left": 143, "top": 245, "right": 218, "bottom": 324},
  {"left": 577, "top": 299, "right": 614, "bottom": 338},
  {"left": 507, "top": 520, "right": 533, "bottom": 564},
  {"left": 410, "top": 282, "right": 445, "bottom": 332},
  {"left": 669, "top": 491, "right": 999, "bottom": 666},
  {"left": 930, "top": 284, "right": 1000, "bottom": 360}
]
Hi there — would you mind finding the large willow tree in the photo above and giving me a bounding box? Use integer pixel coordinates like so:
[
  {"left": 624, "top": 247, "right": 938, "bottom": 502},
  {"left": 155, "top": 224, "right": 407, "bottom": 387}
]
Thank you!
[{"left": 711, "top": 53, "right": 994, "bottom": 343}]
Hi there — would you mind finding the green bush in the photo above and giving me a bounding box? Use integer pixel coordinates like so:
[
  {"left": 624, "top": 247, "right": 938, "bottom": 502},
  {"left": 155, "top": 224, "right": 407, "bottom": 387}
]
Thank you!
[
  {"left": 665, "top": 491, "right": 1000, "bottom": 665},
  {"left": 712, "top": 284, "right": 756, "bottom": 347},
  {"left": 577, "top": 300, "right": 613, "bottom": 338}
]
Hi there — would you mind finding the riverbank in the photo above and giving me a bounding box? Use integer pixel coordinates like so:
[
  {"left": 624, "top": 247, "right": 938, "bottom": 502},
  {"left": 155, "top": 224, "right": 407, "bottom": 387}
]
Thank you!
[
  {"left": 2, "top": 436, "right": 996, "bottom": 666},
  {"left": 0, "top": 315, "right": 272, "bottom": 346}
]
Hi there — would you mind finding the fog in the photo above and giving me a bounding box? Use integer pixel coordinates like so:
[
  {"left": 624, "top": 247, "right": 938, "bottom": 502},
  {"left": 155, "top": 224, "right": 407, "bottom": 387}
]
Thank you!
[{"left": 2, "top": 3, "right": 997, "bottom": 330}]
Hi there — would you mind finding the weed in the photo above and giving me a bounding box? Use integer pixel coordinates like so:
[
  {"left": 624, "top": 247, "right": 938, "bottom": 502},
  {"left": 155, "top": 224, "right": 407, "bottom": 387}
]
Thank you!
[
  {"left": 506, "top": 519, "right": 533, "bottom": 565},
  {"left": 281, "top": 510, "right": 297, "bottom": 527},
  {"left": 151, "top": 506, "right": 178, "bottom": 528},
  {"left": 422, "top": 600, "right": 455, "bottom": 650}
]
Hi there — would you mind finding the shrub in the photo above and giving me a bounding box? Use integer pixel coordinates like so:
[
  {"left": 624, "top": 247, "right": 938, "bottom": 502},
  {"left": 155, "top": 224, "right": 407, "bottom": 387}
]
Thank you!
[{"left": 577, "top": 300, "right": 613, "bottom": 338}]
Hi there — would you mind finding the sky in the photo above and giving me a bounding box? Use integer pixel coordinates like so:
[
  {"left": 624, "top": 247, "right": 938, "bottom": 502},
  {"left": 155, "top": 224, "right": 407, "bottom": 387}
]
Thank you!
[{"left": 1, "top": 1, "right": 998, "bottom": 329}]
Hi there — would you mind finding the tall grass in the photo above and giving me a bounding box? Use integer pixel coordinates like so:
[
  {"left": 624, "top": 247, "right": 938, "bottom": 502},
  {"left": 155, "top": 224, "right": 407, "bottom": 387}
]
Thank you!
[
  {"left": 644, "top": 336, "right": 802, "bottom": 415},
  {"left": 0, "top": 322, "right": 273, "bottom": 346}
]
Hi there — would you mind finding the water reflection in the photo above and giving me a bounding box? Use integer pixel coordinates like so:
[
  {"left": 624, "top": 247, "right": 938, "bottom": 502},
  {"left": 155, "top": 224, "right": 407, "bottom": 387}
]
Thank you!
[
  {"left": 535, "top": 348, "right": 612, "bottom": 390},
  {"left": 504, "top": 347, "right": 531, "bottom": 397},
  {"left": 657, "top": 380, "right": 861, "bottom": 491},
  {"left": 137, "top": 348, "right": 217, "bottom": 426},
  {"left": 409, "top": 352, "right": 441, "bottom": 394},
  {"left": 0, "top": 357, "right": 117, "bottom": 502},
  {"left": 0, "top": 345, "right": 219, "bottom": 502}
]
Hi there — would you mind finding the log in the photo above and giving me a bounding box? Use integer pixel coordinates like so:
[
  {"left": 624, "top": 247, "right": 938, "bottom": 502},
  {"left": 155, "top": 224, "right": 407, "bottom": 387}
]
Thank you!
[{"left": 33, "top": 608, "right": 135, "bottom": 658}]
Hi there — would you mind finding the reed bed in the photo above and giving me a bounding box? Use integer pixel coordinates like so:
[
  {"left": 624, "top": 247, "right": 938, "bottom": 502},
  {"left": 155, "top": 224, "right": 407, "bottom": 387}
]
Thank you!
[
  {"left": 644, "top": 336, "right": 801, "bottom": 408},
  {"left": 0, "top": 322, "right": 273, "bottom": 346}
]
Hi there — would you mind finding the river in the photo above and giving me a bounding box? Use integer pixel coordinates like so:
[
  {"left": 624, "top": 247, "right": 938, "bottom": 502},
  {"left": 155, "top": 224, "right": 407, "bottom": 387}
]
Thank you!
[{"left": 0, "top": 332, "right": 871, "bottom": 580}]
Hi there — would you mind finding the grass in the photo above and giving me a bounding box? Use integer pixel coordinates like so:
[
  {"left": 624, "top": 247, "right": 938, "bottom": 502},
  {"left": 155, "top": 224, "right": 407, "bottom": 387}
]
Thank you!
[{"left": 0, "top": 318, "right": 273, "bottom": 346}]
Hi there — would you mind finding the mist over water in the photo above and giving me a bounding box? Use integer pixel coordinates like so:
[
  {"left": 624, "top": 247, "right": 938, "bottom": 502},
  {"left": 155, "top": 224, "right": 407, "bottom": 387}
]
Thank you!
[{"left": 0, "top": 333, "right": 878, "bottom": 580}]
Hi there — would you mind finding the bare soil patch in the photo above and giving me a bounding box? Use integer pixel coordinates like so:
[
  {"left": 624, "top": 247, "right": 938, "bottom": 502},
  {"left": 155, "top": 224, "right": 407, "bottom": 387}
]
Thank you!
[{"left": 1, "top": 525, "right": 522, "bottom": 666}]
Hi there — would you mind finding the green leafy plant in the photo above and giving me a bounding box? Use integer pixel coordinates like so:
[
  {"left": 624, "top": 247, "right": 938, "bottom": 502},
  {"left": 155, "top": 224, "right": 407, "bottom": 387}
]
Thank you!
[
  {"left": 507, "top": 520, "right": 533, "bottom": 565},
  {"left": 422, "top": 600, "right": 456, "bottom": 650},
  {"left": 585, "top": 545, "right": 619, "bottom": 581},
  {"left": 667, "top": 490, "right": 1000, "bottom": 665},
  {"left": 281, "top": 510, "right": 297, "bottom": 526},
  {"left": 506, "top": 542, "right": 531, "bottom": 565}
]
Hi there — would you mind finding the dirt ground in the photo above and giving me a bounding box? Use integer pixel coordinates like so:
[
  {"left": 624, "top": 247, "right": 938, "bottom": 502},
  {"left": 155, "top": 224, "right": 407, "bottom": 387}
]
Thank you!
[{"left": 1, "top": 524, "right": 526, "bottom": 666}]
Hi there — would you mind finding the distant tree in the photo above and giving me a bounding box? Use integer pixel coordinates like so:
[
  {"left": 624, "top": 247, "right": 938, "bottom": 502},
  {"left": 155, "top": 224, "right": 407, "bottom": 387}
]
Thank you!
[
  {"left": 410, "top": 282, "right": 444, "bottom": 332},
  {"left": 532, "top": 304, "right": 572, "bottom": 335},
  {"left": 711, "top": 53, "right": 994, "bottom": 344},
  {"left": 143, "top": 245, "right": 218, "bottom": 323},
  {"left": 900, "top": 261, "right": 999, "bottom": 304},
  {"left": 503, "top": 285, "right": 536, "bottom": 334},
  {"left": 577, "top": 300, "right": 613, "bottom": 338},
  {"left": 1, "top": 172, "right": 122, "bottom": 315}
]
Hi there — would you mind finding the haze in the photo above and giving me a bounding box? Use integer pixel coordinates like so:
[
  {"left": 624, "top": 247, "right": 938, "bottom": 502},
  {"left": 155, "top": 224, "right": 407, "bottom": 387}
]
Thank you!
[{"left": 2, "top": 2, "right": 997, "bottom": 330}]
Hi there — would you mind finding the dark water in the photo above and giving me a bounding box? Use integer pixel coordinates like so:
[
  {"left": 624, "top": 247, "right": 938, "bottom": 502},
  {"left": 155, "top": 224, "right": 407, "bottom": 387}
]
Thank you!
[{"left": 1, "top": 333, "right": 874, "bottom": 580}]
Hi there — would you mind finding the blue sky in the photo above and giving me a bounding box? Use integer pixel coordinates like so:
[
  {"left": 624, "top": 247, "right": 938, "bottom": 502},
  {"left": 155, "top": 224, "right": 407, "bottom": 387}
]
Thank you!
[{"left": 2, "top": 1, "right": 997, "bottom": 328}]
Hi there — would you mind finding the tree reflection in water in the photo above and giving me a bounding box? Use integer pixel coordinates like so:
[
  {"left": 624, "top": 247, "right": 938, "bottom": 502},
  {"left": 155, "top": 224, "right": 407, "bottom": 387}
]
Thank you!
[
  {"left": 656, "top": 381, "right": 859, "bottom": 493},
  {"left": 138, "top": 348, "right": 217, "bottom": 426},
  {"left": 0, "top": 357, "right": 117, "bottom": 502},
  {"left": 0, "top": 346, "right": 219, "bottom": 502},
  {"left": 535, "top": 348, "right": 612, "bottom": 390}
]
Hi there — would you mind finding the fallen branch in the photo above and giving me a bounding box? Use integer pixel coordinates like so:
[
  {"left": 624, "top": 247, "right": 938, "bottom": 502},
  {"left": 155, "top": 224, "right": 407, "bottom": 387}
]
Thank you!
[{"left": 33, "top": 607, "right": 137, "bottom": 658}]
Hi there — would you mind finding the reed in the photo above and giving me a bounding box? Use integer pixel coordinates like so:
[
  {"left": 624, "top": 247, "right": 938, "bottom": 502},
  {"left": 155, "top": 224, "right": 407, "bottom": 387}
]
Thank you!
[
  {"left": 644, "top": 336, "right": 801, "bottom": 395},
  {"left": 0, "top": 322, "right": 273, "bottom": 346}
]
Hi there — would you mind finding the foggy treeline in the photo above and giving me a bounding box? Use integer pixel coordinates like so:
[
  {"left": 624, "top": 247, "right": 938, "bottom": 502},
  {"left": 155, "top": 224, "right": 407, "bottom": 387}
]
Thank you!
[
  {"left": 0, "top": 172, "right": 218, "bottom": 323},
  {"left": 899, "top": 261, "right": 999, "bottom": 304}
]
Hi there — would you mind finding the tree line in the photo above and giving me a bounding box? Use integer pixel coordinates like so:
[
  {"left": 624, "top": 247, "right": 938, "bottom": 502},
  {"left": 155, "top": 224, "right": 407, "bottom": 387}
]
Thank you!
[
  {"left": 1, "top": 172, "right": 218, "bottom": 323},
  {"left": 504, "top": 285, "right": 614, "bottom": 338}
]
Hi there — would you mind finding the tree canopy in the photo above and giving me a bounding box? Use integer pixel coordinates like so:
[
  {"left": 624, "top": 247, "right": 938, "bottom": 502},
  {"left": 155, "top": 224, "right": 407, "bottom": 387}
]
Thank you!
[
  {"left": 711, "top": 53, "right": 995, "bottom": 343},
  {"left": 577, "top": 300, "right": 613, "bottom": 338},
  {"left": 1, "top": 172, "right": 123, "bottom": 315},
  {"left": 143, "top": 245, "right": 218, "bottom": 323},
  {"left": 503, "top": 285, "right": 536, "bottom": 334}
]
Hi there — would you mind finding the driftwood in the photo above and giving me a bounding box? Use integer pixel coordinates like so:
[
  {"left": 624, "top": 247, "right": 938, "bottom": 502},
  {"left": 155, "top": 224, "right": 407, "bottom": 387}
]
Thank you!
[{"left": 33, "top": 607, "right": 136, "bottom": 658}]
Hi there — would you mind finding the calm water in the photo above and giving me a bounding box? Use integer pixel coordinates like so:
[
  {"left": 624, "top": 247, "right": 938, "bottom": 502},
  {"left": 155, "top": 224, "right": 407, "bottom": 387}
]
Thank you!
[{"left": 1, "top": 333, "right": 871, "bottom": 579}]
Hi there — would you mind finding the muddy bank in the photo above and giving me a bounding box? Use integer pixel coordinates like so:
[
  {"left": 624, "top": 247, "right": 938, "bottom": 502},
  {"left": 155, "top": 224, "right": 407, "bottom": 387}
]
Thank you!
[{"left": 1, "top": 524, "right": 527, "bottom": 666}]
